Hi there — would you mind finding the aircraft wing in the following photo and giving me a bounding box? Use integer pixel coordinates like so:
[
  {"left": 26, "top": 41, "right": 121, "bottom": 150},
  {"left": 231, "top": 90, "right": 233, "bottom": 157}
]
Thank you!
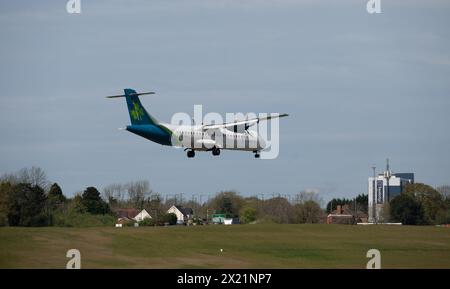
[{"left": 202, "top": 113, "right": 288, "bottom": 131}]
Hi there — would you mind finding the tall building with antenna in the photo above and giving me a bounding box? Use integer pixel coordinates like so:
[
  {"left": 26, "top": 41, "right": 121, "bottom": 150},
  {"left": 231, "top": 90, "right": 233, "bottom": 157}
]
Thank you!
[{"left": 368, "top": 159, "right": 414, "bottom": 223}]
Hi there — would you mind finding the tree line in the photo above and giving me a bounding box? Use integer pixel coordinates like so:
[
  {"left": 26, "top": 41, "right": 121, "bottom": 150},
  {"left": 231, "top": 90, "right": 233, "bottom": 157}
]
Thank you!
[
  {"left": 1, "top": 166, "right": 448, "bottom": 227},
  {"left": 0, "top": 167, "right": 335, "bottom": 226},
  {"left": 0, "top": 167, "right": 114, "bottom": 227},
  {"left": 102, "top": 183, "right": 335, "bottom": 224}
]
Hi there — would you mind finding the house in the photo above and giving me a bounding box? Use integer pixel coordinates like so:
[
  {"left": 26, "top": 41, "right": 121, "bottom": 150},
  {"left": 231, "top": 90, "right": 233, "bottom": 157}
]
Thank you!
[
  {"left": 133, "top": 209, "right": 152, "bottom": 222},
  {"left": 326, "top": 205, "right": 355, "bottom": 225},
  {"left": 167, "top": 205, "right": 193, "bottom": 224},
  {"left": 115, "top": 208, "right": 139, "bottom": 224}
]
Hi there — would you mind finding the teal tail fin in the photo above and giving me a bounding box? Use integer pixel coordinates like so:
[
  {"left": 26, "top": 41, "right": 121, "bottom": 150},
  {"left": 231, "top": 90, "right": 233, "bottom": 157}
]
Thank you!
[
  {"left": 124, "top": 89, "right": 158, "bottom": 125},
  {"left": 106, "top": 88, "right": 158, "bottom": 125},
  {"left": 112, "top": 89, "right": 157, "bottom": 125}
]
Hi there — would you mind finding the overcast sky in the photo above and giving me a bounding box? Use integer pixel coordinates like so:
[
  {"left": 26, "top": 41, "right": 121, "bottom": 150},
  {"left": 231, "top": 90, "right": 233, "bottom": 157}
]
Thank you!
[{"left": 0, "top": 0, "right": 449, "bottom": 203}]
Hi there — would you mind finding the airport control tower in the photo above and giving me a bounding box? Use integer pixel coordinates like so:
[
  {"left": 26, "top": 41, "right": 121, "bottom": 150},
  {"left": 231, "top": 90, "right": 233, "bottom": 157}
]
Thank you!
[{"left": 368, "top": 159, "right": 414, "bottom": 223}]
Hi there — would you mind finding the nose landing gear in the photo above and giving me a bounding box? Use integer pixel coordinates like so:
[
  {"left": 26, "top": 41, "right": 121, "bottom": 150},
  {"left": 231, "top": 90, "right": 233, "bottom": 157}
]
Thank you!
[{"left": 253, "top": 151, "right": 260, "bottom": 159}]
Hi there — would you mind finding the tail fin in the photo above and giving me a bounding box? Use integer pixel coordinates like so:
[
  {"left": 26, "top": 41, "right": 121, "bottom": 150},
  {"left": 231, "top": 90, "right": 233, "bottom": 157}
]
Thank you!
[{"left": 107, "top": 88, "right": 158, "bottom": 125}]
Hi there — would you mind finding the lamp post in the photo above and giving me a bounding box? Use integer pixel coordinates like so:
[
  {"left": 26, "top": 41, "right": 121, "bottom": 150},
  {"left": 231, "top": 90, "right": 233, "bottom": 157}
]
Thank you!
[{"left": 371, "top": 165, "right": 376, "bottom": 224}]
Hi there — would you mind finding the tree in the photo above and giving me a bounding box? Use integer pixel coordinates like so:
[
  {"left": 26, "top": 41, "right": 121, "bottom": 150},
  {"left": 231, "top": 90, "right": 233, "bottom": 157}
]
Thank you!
[
  {"left": 81, "top": 187, "right": 109, "bottom": 215},
  {"left": 70, "top": 193, "right": 86, "bottom": 213},
  {"left": 293, "top": 200, "right": 323, "bottom": 224},
  {"left": 0, "top": 182, "right": 13, "bottom": 226},
  {"left": 239, "top": 206, "right": 257, "bottom": 224},
  {"left": 103, "top": 183, "right": 126, "bottom": 205},
  {"left": 207, "top": 191, "right": 244, "bottom": 218},
  {"left": 435, "top": 185, "right": 450, "bottom": 224},
  {"left": 222, "top": 197, "right": 233, "bottom": 215},
  {"left": 294, "top": 191, "right": 323, "bottom": 206},
  {"left": 403, "top": 183, "right": 445, "bottom": 224},
  {"left": 7, "top": 183, "right": 48, "bottom": 226},
  {"left": 0, "top": 172, "right": 19, "bottom": 184},
  {"left": 261, "top": 197, "right": 294, "bottom": 223},
  {"left": 355, "top": 194, "right": 368, "bottom": 214},
  {"left": 126, "top": 180, "right": 151, "bottom": 209},
  {"left": 1, "top": 166, "right": 49, "bottom": 190},
  {"left": 436, "top": 185, "right": 450, "bottom": 200},
  {"left": 390, "top": 193, "right": 425, "bottom": 225},
  {"left": 16, "top": 167, "right": 49, "bottom": 190},
  {"left": 47, "top": 183, "right": 66, "bottom": 211}
]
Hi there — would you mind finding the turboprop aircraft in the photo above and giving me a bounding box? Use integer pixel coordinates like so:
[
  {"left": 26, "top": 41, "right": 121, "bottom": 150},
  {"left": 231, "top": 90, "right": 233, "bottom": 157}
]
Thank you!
[{"left": 106, "top": 89, "right": 288, "bottom": 158}]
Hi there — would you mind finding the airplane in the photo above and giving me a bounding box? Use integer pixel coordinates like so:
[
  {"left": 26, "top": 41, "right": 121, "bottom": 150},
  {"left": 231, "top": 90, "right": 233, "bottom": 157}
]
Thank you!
[{"left": 107, "top": 88, "right": 288, "bottom": 158}]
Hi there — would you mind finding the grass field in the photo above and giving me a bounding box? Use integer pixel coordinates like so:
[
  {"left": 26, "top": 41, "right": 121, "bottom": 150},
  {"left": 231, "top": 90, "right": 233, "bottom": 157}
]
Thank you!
[{"left": 1, "top": 224, "right": 450, "bottom": 268}]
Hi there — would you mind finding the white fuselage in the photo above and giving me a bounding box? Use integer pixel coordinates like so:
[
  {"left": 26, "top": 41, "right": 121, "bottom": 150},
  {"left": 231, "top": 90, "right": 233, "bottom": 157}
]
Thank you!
[{"left": 162, "top": 123, "right": 265, "bottom": 151}]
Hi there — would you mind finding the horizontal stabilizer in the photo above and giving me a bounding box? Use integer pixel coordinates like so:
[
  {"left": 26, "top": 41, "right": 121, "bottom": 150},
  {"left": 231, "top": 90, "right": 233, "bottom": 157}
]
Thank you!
[{"left": 106, "top": 92, "right": 155, "bottom": 99}]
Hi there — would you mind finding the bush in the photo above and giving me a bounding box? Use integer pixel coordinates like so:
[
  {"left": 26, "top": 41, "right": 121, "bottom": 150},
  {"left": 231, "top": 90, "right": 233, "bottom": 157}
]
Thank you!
[
  {"left": 162, "top": 213, "right": 178, "bottom": 225},
  {"left": 138, "top": 215, "right": 177, "bottom": 226},
  {"left": 192, "top": 217, "right": 203, "bottom": 225},
  {"left": 52, "top": 212, "right": 116, "bottom": 227},
  {"left": 123, "top": 219, "right": 137, "bottom": 227},
  {"left": 139, "top": 218, "right": 156, "bottom": 226},
  {"left": 239, "top": 206, "right": 257, "bottom": 224}
]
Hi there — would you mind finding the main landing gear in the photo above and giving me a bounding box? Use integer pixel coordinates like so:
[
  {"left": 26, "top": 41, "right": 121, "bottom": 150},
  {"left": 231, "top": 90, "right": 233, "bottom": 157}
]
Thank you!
[
  {"left": 186, "top": 148, "right": 220, "bottom": 158},
  {"left": 212, "top": 147, "right": 220, "bottom": 156},
  {"left": 253, "top": 151, "right": 260, "bottom": 159},
  {"left": 187, "top": 150, "right": 195, "bottom": 158}
]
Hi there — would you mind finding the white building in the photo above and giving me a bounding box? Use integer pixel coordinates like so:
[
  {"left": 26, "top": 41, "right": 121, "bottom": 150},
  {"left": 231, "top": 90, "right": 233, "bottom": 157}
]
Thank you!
[
  {"left": 368, "top": 160, "right": 414, "bottom": 223},
  {"left": 133, "top": 209, "right": 152, "bottom": 222},
  {"left": 167, "top": 205, "right": 193, "bottom": 224}
]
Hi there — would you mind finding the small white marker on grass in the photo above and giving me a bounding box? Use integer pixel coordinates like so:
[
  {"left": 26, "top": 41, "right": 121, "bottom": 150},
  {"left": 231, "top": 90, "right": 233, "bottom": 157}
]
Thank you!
[{"left": 220, "top": 249, "right": 223, "bottom": 252}]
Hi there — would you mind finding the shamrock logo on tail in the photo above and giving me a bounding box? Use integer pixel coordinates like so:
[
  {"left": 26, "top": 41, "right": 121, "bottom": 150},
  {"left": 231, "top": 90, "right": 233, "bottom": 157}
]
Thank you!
[{"left": 130, "top": 101, "right": 144, "bottom": 121}]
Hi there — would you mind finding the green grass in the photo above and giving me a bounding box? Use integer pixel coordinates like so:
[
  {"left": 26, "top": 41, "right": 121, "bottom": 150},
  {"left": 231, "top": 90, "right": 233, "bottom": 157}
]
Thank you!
[{"left": 1, "top": 224, "right": 449, "bottom": 268}]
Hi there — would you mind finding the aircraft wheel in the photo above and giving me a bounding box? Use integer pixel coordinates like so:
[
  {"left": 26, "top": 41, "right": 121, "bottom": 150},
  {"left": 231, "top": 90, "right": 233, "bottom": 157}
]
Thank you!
[
  {"left": 212, "top": 148, "right": 220, "bottom": 156},
  {"left": 254, "top": 153, "right": 260, "bottom": 159},
  {"left": 187, "top": 150, "right": 195, "bottom": 158}
]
